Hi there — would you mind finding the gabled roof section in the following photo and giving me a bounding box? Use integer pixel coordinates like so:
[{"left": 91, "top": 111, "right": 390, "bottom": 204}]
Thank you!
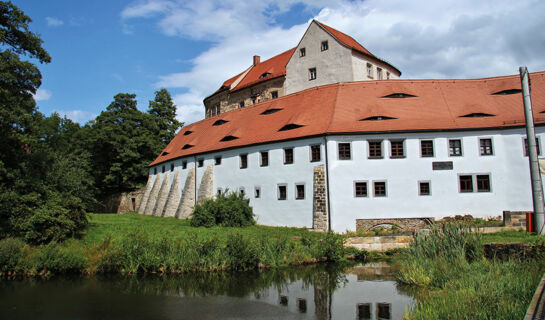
[
  {"left": 152, "top": 71, "right": 545, "bottom": 166},
  {"left": 314, "top": 20, "right": 401, "bottom": 76}
]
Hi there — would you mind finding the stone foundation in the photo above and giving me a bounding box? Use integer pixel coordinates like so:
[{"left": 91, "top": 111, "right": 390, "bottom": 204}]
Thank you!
[
  {"left": 356, "top": 218, "right": 433, "bottom": 232},
  {"left": 344, "top": 236, "right": 412, "bottom": 252},
  {"left": 312, "top": 165, "right": 328, "bottom": 232},
  {"left": 176, "top": 168, "right": 196, "bottom": 219},
  {"left": 101, "top": 189, "right": 145, "bottom": 213},
  {"left": 503, "top": 211, "right": 528, "bottom": 228}
]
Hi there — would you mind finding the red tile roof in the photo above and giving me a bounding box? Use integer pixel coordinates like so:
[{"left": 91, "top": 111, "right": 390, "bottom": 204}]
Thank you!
[
  {"left": 207, "top": 20, "right": 399, "bottom": 99},
  {"left": 151, "top": 71, "right": 545, "bottom": 166}
]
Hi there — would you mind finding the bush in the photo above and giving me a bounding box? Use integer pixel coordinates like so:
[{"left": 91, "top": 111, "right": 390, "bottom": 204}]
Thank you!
[
  {"left": 226, "top": 233, "right": 258, "bottom": 270},
  {"left": 0, "top": 238, "right": 25, "bottom": 273},
  {"left": 190, "top": 191, "right": 255, "bottom": 227}
]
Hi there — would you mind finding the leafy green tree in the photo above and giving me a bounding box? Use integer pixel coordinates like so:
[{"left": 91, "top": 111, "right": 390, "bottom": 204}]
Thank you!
[
  {"left": 0, "top": 1, "right": 90, "bottom": 243},
  {"left": 90, "top": 93, "right": 156, "bottom": 194},
  {"left": 147, "top": 88, "right": 182, "bottom": 154}
]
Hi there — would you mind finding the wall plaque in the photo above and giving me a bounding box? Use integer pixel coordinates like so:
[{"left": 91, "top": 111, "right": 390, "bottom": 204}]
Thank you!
[{"left": 432, "top": 161, "right": 453, "bottom": 170}]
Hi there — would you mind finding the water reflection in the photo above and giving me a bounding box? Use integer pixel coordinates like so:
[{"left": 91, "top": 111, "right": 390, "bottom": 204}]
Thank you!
[{"left": 0, "top": 262, "right": 414, "bottom": 320}]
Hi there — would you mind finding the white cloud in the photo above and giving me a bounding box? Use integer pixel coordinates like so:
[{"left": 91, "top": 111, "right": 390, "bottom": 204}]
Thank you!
[
  {"left": 122, "top": 0, "right": 545, "bottom": 124},
  {"left": 55, "top": 110, "right": 97, "bottom": 124},
  {"left": 45, "top": 17, "right": 64, "bottom": 27},
  {"left": 34, "top": 89, "right": 52, "bottom": 101}
]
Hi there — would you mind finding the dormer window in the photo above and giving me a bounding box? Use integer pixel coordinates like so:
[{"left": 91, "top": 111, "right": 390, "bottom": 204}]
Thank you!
[
  {"left": 161, "top": 152, "right": 169, "bottom": 156},
  {"left": 213, "top": 119, "right": 228, "bottom": 126},
  {"left": 279, "top": 123, "right": 304, "bottom": 131},
  {"left": 300, "top": 48, "right": 306, "bottom": 57},
  {"left": 215, "top": 105, "right": 220, "bottom": 115},
  {"left": 220, "top": 135, "right": 238, "bottom": 142},
  {"left": 492, "top": 89, "right": 522, "bottom": 95},
  {"left": 239, "top": 101, "right": 245, "bottom": 108},
  {"left": 321, "top": 40, "right": 328, "bottom": 51},
  {"left": 459, "top": 113, "right": 495, "bottom": 118},
  {"left": 309, "top": 68, "right": 317, "bottom": 81},
  {"left": 386, "top": 72, "right": 390, "bottom": 80},
  {"left": 183, "top": 130, "right": 193, "bottom": 136},
  {"left": 377, "top": 68, "right": 383, "bottom": 80},
  {"left": 382, "top": 93, "right": 417, "bottom": 98},
  {"left": 271, "top": 91, "right": 278, "bottom": 99},
  {"left": 366, "top": 63, "right": 373, "bottom": 78},
  {"left": 361, "top": 116, "right": 397, "bottom": 121},
  {"left": 259, "top": 72, "right": 271, "bottom": 79},
  {"left": 261, "top": 108, "right": 282, "bottom": 115},
  {"left": 182, "top": 144, "right": 194, "bottom": 150}
]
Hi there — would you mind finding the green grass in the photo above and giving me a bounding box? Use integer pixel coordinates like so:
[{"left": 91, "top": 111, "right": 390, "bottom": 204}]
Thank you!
[
  {"left": 482, "top": 230, "right": 545, "bottom": 244},
  {"left": 394, "top": 224, "right": 545, "bottom": 320},
  {"left": 0, "top": 213, "right": 347, "bottom": 276}
]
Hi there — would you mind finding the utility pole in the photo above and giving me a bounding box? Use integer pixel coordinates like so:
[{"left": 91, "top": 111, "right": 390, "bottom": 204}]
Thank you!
[{"left": 520, "top": 66, "right": 545, "bottom": 235}]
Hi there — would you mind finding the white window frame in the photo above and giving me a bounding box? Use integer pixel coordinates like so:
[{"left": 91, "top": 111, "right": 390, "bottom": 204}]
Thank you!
[
  {"left": 479, "top": 137, "right": 494, "bottom": 156},
  {"left": 448, "top": 138, "right": 463, "bottom": 157},
  {"left": 277, "top": 183, "right": 288, "bottom": 200},
  {"left": 295, "top": 183, "right": 305, "bottom": 200}
]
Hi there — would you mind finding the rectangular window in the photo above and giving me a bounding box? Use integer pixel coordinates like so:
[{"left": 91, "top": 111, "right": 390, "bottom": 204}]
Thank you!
[
  {"left": 278, "top": 185, "right": 287, "bottom": 200},
  {"left": 386, "top": 72, "right": 390, "bottom": 79},
  {"left": 354, "top": 182, "right": 368, "bottom": 197},
  {"left": 377, "top": 67, "right": 383, "bottom": 80},
  {"left": 374, "top": 181, "right": 387, "bottom": 197},
  {"left": 377, "top": 303, "right": 391, "bottom": 320},
  {"left": 338, "top": 143, "right": 351, "bottom": 160},
  {"left": 477, "top": 174, "right": 491, "bottom": 192},
  {"left": 271, "top": 91, "right": 278, "bottom": 99},
  {"left": 419, "top": 181, "right": 431, "bottom": 196},
  {"left": 459, "top": 175, "right": 473, "bottom": 192},
  {"left": 480, "top": 138, "right": 493, "bottom": 155},
  {"left": 240, "top": 154, "right": 248, "bottom": 169},
  {"left": 198, "top": 159, "right": 204, "bottom": 167},
  {"left": 366, "top": 63, "right": 373, "bottom": 78},
  {"left": 321, "top": 40, "right": 328, "bottom": 51},
  {"left": 260, "top": 151, "right": 269, "bottom": 167},
  {"left": 153, "top": 167, "right": 157, "bottom": 175},
  {"left": 421, "top": 140, "right": 434, "bottom": 157},
  {"left": 170, "top": 163, "right": 174, "bottom": 172},
  {"left": 309, "top": 68, "right": 317, "bottom": 80},
  {"left": 215, "top": 156, "right": 221, "bottom": 165},
  {"left": 310, "top": 145, "right": 321, "bottom": 162},
  {"left": 216, "top": 104, "right": 220, "bottom": 115},
  {"left": 449, "top": 139, "right": 462, "bottom": 156},
  {"left": 239, "top": 101, "right": 245, "bottom": 108},
  {"left": 182, "top": 160, "right": 187, "bottom": 169},
  {"left": 284, "top": 148, "right": 294, "bottom": 164},
  {"left": 524, "top": 138, "right": 541, "bottom": 156},
  {"left": 368, "top": 141, "right": 383, "bottom": 158},
  {"left": 239, "top": 187, "right": 245, "bottom": 197},
  {"left": 357, "top": 303, "right": 371, "bottom": 319},
  {"left": 299, "top": 47, "right": 306, "bottom": 57},
  {"left": 295, "top": 184, "right": 305, "bottom": 200},
  {"left": 162, "top": 165, "right": 165, "bottom": 173},
  {"left": 254, "top": 186, "right": 260, "bottom": 198},
  {"left": 390, "top": 140, "right": 405, "bottom": 158}
]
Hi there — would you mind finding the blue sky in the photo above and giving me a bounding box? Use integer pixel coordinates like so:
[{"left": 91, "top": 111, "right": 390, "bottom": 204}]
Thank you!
[{"left": 13, "top": 0, "right": 545, "bottom": 125}]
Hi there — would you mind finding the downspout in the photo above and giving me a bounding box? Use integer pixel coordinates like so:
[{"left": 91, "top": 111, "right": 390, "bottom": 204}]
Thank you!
[
  {"left": 323, "top": 135, "right": 332, "bottom": 231},
  {"left": 194, "top": 156, "right": 197, "bottom": 207}
]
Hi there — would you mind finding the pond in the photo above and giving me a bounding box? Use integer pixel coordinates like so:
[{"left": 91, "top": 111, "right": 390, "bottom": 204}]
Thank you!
[{"left": 0, "top": 262, "right": 415, "bottom": 320}]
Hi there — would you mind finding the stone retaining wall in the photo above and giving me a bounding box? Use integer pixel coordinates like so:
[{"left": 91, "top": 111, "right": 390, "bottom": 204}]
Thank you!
[
  {"left": 356, "top": 218, "right": 433, "bottom": 232},
  {"left": 344, "top": 236, "right": 412, "bottom": 252}
]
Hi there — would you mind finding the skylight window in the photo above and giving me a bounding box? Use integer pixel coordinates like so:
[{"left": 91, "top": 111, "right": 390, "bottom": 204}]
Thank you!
[
  {"left": 182, "top": 144, "right": 194, "bottom": 150},
  {"left": 459, "top": 113, "right": 495, "bottom": 118},
  {"left": 213, "top": 119, "right": 228, "bottom": 126},
  {"left": 220, "top": 135, "right": 239, "bottom": 142},
  {"left": 183, "top": 130, "right": 193, "bottom": 135},
  {"left": 279, "top": 124, "right": 304, "bottom": 131},
  {"left": 492, "top": 89, "right": 522, "bottom": 95},
  {"left": 382, "top": 93, "right": 417, "bottom": 98},
  {"left": 361, "top": 116, "right": 397, "bottom": 121},
  {"left": 261, "top": 108, "right": 282, "bottom": 115}
]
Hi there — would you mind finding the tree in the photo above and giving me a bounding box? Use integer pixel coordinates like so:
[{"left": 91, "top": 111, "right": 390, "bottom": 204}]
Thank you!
[
  {"left": 90, "top": 93, "right": 156, "bottom": 194},
  {"left": 0, "top": 1, "right": 89, "bottom": 243},
  {"left": 147, "top": 88, "right": 182, "bottom": 151}
]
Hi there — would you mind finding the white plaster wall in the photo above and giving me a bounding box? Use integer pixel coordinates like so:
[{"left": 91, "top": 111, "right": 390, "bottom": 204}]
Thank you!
[
  {"left": 213, "top": 137, "right": 325, "bottom": 228},
  {"left": 351, "top": 51, "right": 400, "bottom": 81},
  {"left": 327, "top": 127, "right": 545, "bottom": 231},
  {"left": 285, "top": 22, "right": 353, "bottom": 95}
]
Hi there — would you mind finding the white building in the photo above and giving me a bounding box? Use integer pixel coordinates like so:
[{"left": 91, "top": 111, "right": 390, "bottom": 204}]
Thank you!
[{"left": 139, "top": 21, "right": 545, "bottom": 232}]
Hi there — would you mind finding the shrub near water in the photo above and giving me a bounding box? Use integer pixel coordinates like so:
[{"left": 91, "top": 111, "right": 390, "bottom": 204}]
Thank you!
[{"left": 190, "top": 192, "right": 255, "bottom": 227}]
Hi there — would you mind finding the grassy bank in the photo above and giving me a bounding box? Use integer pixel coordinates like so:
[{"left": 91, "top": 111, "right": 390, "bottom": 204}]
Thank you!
[
  {"left": 0, "top": 213, "right": 346, "bottom": 277},
  {"left": 395, "top": 224, "right": 545, "bottom": 319}
]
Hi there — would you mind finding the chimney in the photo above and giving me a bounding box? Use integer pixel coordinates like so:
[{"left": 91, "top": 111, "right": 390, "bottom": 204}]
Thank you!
[{"left": 253, "top": 55, "right": 260, "bottom": 66}]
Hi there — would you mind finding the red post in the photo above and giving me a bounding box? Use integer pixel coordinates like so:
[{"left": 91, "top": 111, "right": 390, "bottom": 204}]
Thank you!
[{"left": 526, "top": 211, "right": 534, "bottom": 232}]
